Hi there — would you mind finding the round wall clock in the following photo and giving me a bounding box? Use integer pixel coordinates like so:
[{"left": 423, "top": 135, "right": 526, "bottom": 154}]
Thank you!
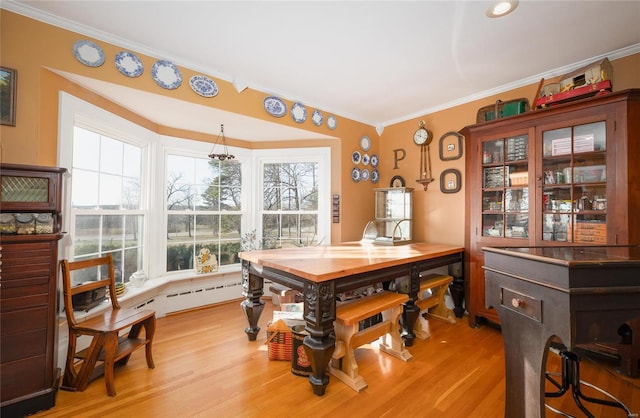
[{"left": 413, "top": 121, "right": 432, "bottom": 146}]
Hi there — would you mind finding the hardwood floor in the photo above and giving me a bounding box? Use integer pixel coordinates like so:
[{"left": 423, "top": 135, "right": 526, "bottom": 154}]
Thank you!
[{"left": 35, "top": 300, "right": 639, "bottom": 417}]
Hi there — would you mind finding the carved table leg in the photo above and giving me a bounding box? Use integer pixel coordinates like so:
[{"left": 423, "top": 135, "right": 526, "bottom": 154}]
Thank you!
[
  {"left": 241, "top": 260, "right": 264, "bottom": 341},
  {"left": 303, "top": 281, "right": 336, "bottom": 396},
  {"left": 399, "top": 264, "right": 420, "bottom": 347},
  {"left": 449, "top": 275, "right": 465, "bottom": 319}
]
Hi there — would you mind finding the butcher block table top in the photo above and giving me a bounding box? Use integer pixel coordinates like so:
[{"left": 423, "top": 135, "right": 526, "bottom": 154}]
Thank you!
[{"left": 239, "top": 241, "right": 463, "bottom": 282}]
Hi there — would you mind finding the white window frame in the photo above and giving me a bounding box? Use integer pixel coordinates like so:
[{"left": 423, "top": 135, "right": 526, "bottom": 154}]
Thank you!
[
  {"left": 58, "top": 92, "right": 331, "bottom": 282},
  {"left": 157, "top": 136, "right": 251, "bottom": 277},
  {"left": 58, "top": 93, "right": 155, "bottom": 277},
  {"left": 253, "top": 148, "right": 331, "bottom": 248}
]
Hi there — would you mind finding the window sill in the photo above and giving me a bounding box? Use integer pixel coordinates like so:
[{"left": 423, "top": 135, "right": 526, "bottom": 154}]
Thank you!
[{"left": 66, "top": 266, "right": 242, "bottom": 321}]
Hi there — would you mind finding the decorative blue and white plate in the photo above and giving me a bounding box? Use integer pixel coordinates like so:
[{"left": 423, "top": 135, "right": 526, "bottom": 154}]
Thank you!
[
  {"left": 327, "top": 115, "right": 337, "bottom": 130},
  {"left": 291, "top": 102, "right": 307, "bottom": 123},
  {"left": 362, "top": 153, "right": 370, "bottom": 166},
  {"left": 311, "top": 109, "right": 323, "bottom": 126},
  {"left": 371, "top": 169, "right": 380, "bottom": 184},
  {"left": 351, "top": 167, "right": 361, "bottom": 182},
  {"left": 352, "top": 150, "right": 361, "bottom": 164},
  {"left": 360, "top": 135, "right": 371, "bottom": 151},
  {"left": 73, "top": 40, "right": 105, "bottom": 67},
  {"left": 115, "top": 51, "right": 143, "bottom": 77},
  {"left": 189, "top": 75, "right": 219, "bottom": 97},
  {"left": 151, "top": 60, "right": 182, "bottom": 89},
  {"left": 361, "top": 168, "right": 370, "bottom": 181},
  {"left": 370, "top": 154, "right": 379, "bottom": 167},
  {"left": 264, "top": 96, "right": 287, "bottom": 117}
]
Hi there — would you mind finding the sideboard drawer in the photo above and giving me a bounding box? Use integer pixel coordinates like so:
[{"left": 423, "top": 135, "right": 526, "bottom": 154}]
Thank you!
[{"left": 501, "top": 287, "right": 542, "bottom": 322}]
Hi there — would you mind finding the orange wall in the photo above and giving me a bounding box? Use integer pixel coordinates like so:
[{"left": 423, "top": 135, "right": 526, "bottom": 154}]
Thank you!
[{"left": 2, "top": 10, "right": 639, "bottom": 245}]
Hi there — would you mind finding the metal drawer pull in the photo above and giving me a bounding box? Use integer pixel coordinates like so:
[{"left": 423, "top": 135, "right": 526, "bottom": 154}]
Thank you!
[{"left": 511, "top": 298, "right": 524, "bottom": 308}]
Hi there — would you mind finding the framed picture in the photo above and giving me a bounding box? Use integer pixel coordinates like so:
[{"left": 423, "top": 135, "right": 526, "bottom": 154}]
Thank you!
[
  {"left": 439, "top": 131, "right": 464, "bottom": 161},
  {"left": 390, "top": 175, "right": 405, "bottom": 188},
  {"left": 440, "top": 169, "right": 461, "bottom": 193},
  {"left": 1, "top": 67, "right": 17, "bottom": 126}
]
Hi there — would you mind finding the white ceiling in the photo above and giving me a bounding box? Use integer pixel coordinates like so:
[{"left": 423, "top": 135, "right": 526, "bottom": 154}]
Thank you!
[{"left": 4, "top": 1, "right": 640, "bottom": 141}]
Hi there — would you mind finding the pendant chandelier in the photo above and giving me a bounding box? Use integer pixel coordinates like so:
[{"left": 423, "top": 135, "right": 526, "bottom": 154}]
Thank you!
[{"left": 208, "top": 124, "right": 235, "bottom": 161}]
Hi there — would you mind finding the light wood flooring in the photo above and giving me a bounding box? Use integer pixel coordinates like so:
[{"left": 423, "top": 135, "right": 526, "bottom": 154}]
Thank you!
[{"left": 34, "top": 300, "right": 640, "bottom": 417}]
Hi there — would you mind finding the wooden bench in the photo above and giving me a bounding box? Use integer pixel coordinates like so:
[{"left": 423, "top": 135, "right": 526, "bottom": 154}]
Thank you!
[
  {"left": 329, "top": 291, "right": 411, "bottom": 392},
  {"left": 414, "top": 274, "right": 455, "bottom": 340},
  {"left": 60, "top": 254, "right": 156, "bottom": 396},
  {"left": 268, "top": 283, "right": 299, "bottom": 306}
]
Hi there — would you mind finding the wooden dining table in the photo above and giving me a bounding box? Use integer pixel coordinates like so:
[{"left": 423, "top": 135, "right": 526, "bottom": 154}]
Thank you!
[{"left": 238, "top": 241, "right": 464, "bottom": 396}]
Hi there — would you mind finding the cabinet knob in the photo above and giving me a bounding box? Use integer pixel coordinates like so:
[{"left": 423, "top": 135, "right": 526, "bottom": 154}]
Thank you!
[{"left": 511, "top": 298, "right": 524, "bottom": 308}]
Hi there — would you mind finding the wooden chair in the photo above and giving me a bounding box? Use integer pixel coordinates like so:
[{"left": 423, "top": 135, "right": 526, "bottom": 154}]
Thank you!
[
  {"left": 330, "top": 291, "right": 411, "bottom": 391},
  {"left": 60, "top": 254, "right": 156, "bottom": 396}
]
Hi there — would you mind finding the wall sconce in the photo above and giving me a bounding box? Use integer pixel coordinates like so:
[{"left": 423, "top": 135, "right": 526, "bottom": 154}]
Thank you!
[{"left": 208, "top": 124, "right": 235, "bottom": 161}]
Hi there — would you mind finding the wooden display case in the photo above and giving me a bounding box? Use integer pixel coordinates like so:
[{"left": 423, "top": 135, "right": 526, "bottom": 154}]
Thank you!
[
  {"left": 362, "top": 187, "right": 413, "bottom": 245},
  {"left": 460, "top": 89, "right": 640, "bottom": 327},
  {"left": 1, "top": 163, "right": 67, "bottom": 417}
]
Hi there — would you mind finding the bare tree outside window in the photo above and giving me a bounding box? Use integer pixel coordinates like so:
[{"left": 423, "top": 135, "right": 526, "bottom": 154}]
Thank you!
[
  {"left": 262, "top": 162, "right": 319, "bottom": 248},
  {"left": 166, "top": 156, "right": 242, "bottom": 272}
]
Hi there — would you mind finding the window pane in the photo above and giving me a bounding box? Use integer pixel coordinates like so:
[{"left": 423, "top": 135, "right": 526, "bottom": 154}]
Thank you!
[
  {"left": 195, "top": 214, "right": 217, "bottom": 241},
  {"left": 102, "top": 215, "right": 123, "bottom": 252},
  {"left": 122, "top": 176, "right": 140, "bottom": 209},
  {"left": 301, "top": 214, "right": 318, "bottom": 245},
  {"left": 100, "top": 135, "right": 123, "bottom": 175},
  {"left": 99, "top": 173, "right": 123, "bottom": 209},
  {"left": 123, "top": 247, "right": 141, "bottom": 283},
  {"left": 200, "top": 183, "right": 219, "bottom": 210},
  {"left": 72, "top": 169, "right": 99, "bottom": 208},
  {"left": 263, "top": 187, "right": 279, "bottom": 210},
  {"left": 281, "top": 214, "right": 299, "bottom": 242},
  {"left": 74, "top": 215, "right": 100, "bottom": 256},
  {"left": 221, "top": 186, "right": 241, "bottom": 210},
  {"left": 73, "top": 127, "right": 100, "bottom": 170},
  {"left": 167, "top": 175, "right": 193, "bottom": 210},
  {"left": 124, "top": 215, "right": 143, "bottom": 249},
  {"left": 122, "top": 143, "right": 141, "bottom": 178},
  {"left": 167, "top": 241, "right": 194, "bottom": 271}
]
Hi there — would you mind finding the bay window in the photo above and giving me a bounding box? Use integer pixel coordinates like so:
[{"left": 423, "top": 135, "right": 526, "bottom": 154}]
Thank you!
[{"left": 58, "top": 92, "right": 330, "bottom": 284}]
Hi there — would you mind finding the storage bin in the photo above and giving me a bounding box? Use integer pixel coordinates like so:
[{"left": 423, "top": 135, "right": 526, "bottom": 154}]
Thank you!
[
  {"left": 15, "top": 213, "right": 35, "bottom": 234},
  {"left": 0, "top": 213, "right": 16, "bottom": 234},
  {"left": 291, "top": 325, "right": 312, "bottom": 376},
  {"left": 265, "top": 319, "right": 293, "bottom": 361},
  {"left": 509, "top": 172, "right": 528, "bottom": 186},
  {"left": 35, "top": 213, "right": 54, "bottom": 234}
]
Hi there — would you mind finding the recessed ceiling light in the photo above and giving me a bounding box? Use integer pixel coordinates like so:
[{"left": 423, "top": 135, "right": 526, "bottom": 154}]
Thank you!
[{"left": 486, "top": 0, "right": 519, "bottom": 18}]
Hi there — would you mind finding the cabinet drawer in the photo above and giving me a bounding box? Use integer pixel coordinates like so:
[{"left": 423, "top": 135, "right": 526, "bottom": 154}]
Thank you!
[
  {"left": 0, "top": 306, "right": 48, "bottom": 334},
  {"left": 0, "top": 355, "right": 47, "bottom": 402},
  {"left": 501, "top": 287, "right": 542, "bottom": 322},
  {"left": 0, "top": 328, "right": 46, "bottom": 363},
  {"left": 1, "top": 291, "right": 50, "bottom": 311},
  {"left": 0, "top": 283, "right": 50, "bottom": 300},
  {"left": 1, "top": 240, "right": 55, "bottom": 256}
]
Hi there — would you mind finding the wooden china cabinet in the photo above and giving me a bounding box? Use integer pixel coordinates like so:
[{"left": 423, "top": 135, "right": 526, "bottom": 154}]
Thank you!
[
  {"left": 0, "top": 163, "right": 67, "bottom": 417},
  {"left": 460, "top": 89, "right": 640, "bottom": 327}
]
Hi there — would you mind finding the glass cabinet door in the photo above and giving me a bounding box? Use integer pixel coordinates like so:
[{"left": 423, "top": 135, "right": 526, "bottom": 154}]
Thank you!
[
  {"left": 541, "top": 121, "right": 606, "bottom": 243},
  {"left": 481, "top": 134, "right": 529, "bottom": 239}
]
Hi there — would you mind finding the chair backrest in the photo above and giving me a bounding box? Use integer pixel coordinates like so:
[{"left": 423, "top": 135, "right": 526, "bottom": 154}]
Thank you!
[{"left": 60, "top": 254, "right": 121, "bottom": 328}]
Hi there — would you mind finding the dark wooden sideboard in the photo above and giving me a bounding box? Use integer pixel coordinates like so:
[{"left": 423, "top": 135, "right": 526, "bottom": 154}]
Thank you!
[
  {"left": 483, "top": 245, "right": 640, "bottom": 418},
  {"left": 1, "top": 164, "right": 67, "bottom": 417}
]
